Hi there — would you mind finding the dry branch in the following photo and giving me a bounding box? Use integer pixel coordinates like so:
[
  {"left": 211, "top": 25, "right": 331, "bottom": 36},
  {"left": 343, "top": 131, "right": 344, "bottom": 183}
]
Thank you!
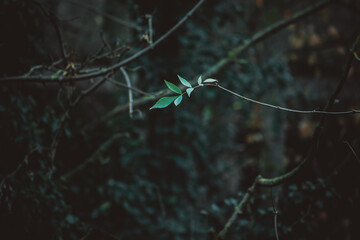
[{"left": 0, "top": 0, "right": 205, "bottom": 83}]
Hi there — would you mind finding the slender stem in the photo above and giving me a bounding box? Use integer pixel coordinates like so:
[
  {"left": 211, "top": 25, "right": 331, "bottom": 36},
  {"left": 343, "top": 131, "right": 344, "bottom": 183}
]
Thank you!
[
  {"left": 33, "top": 1, "right": 67, "bottom": 66},
  {"left": 215, "top": 84, "right": 360, "bottom": 115},
  {"left": 120, "top": 67, "right": 133, "bottom": 116},
  {"left": 49, "top": 75, "right": 110, "bottom": 175},
  {"left": 109, "top": 79, "right": 154, "bottom": 97},
  {"left": 343, "top": 141, "right": 360, "bottom": 165},
  {"left": 146, "top": 14, "right": 154, "bottom": 46},
  {"left": 216, "top": 175, "right": 261, "bottom": 240},
  {"left": 271, "top": 187, "right": 280, "bottom": 240},
  {"left": 274, "top": 213, "right": 280, "bottom": 240},
  {"left": 64, "top": 0, "right": 142, "bottom": 31}
]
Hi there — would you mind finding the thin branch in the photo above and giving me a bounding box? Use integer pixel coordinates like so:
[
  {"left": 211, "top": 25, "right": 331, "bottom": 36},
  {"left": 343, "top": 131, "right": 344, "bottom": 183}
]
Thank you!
[
  {"left": 0, "top": 0, "right": 205, "bottom": 83},
  {"left": 64, "top": 0, "right": 142, "bottom": 31},
  {"left": 146, "top": 14, "right": 154, "bottom": 47},
  {"left": 0, "top": 147, "right": 43, "bottom": 188},
  {"left": 216, "top": 175, "right": 261, "bottom": 240},
  {"left": 154, "top": 186, "right": 166, "bottom": 222},
  {"left": 79, "top": 229, "right": 92, "bottom": 240},
  {"left": 60, "top": 133, "right": 124, "bottom": 181},
  {"left": 216, "top": 84, "right": 360, "bottom": 115},
  {"left": 343, "top": 141, "right": 360, "bottom": 165},
  {"left": 32, "top": 1, "right": 67, "bottom": 66},
  {"left": 49, "top": 75, "right": 110, "bottom": 175},
  {"left": 109, "top": 79, "right": 154, "bottom": 97},
  {"left": 350, "top": 35, "right": 360, "bottom": 61},
  {"left": 205, "top": 0, "right": 332, "bottom": 77},
  {"left": 271, "top": 187, "right": 280, "bottom": 240},
  {"left": 289, "top": 204, "right": 312, "bottom": 228},
  {"left": 85, "top": 0, "right": 333, "bottom": 128},
  {"left": 71, "top": 75, "right": 108, "bottom": 107},
  {"left": 120, "top": 67, "right": 133, "bottom": 116}
]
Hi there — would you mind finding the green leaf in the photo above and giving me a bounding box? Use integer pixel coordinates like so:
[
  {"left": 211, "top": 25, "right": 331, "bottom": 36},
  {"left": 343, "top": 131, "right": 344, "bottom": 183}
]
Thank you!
[
  {"left": 150, "top": 96, "right": 177, "bottom": 110},
  {"left": 177, "top": 75, "right": 192, "bottom": 88},
  {"left": 186, "top": 88, "right": 194, "bottom": 97},
  {"left": 165, "top": 80, "right": 182, "bottom": 94},
  {"left": 174, "top": 95, "right": 183, "bottom": 106},
  {"left": 197, "top": 75, "right": 203, "bottom": 85},
  {"left": 203, "top": 78, "right": 218, "bottom": 83}
]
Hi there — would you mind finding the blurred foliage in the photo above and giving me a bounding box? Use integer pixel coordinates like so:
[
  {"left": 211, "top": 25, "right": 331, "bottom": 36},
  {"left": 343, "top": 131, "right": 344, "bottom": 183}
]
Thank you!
[{"left": 1, "top": 0, "right": 360, "bottom": 239}]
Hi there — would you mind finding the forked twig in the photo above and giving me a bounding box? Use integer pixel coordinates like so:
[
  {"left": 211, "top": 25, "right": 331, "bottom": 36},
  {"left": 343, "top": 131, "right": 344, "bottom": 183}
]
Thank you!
[
  {"left": 0, "top": 0, "right": 206, "bottom": 83},
  {"left": 120, "top": 67, "right": 133, "bottom": 116}
]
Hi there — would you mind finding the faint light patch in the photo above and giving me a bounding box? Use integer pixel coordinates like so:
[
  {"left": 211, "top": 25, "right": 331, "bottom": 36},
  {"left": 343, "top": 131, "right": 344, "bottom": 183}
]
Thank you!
[{"left": 95, "top": 15, "right": 103, "bottom": 26}]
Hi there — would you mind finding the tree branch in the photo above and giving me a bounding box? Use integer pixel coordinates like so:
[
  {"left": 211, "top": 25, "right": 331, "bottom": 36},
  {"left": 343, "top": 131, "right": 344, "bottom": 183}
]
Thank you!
[
  {"left": 109, "top": 79, "right": 154, "bottom": 97},
  {"left": 64, "top": 0, "right": 142, "bottom": 31},
  {"left": 33, "top": 1, "right": 67, "bottom": 66},
  {"left": 87, "top": 0, "right": 333, "bottom": 129},
  {"left": 205, "top": 0, "right": 332, "bottom": 77},
  {"left": 216, "top": 175, "right": 261, "bottom": 240},
  {"left": 0, "top": 0, "right": 205, "bottom": 83},
  {"left": 216, "top": 34, "right": 358, "bottom": 239},
  {"left": 271, "top": 187, "right": 280, "bottom": 240},
  {"left": 343, "top": 141, "right": 360, "bottom": 165},
  {"left": 216, "top": 84, "right": 360, "bottom": 115},
  {"left": 49, "top": 75, "right": 110, "bottom": 176}
]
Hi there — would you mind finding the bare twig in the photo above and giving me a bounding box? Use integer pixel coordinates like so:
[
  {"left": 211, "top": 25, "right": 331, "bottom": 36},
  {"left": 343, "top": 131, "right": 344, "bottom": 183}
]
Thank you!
[
  {"left": 79, "top": 228, "right": 120, "bottom": 240},
  {"left": 216, "top": 84, "right": 360, "bottom": 115},
  {"left": 120, "top": 67, "right": 133, "bottom": 116},
  {"left": 290, "top": 204, "right": 312, "bottom": 228},
  {"left": 91, "top": 46, "right": 129, "bottom": 63},
  {"left": 350, "top": 32, "right": 360, "bottom": 61},
  {"left": 32, "top": 1, "right": 67, "bottom": 66},
  {"left": 214, "top": 84, "right": 360, "bottom": 115},
  {"left": 64, "top": 0, "right": 142, "bottom": 31},
  {"left": 71, "top": 75, "right": 108, "bottom": 107},
  {"left": 343, "top": 141, "right": 360, "bottom": 165},
  {"left": 49, "top": 75, "right": 110, "bottom": 176},
  {"left": 109, "top": 79, "right": 154, "bottom": 97},
  {"left": 271, "top": 187, "right": 280, "bottom": 240},
  {"left": 205, "top": 0, "right": 332, "bottom": 77},
  {"left": 0, "top": 0, "right": 205, "bottom": 83},
  {"left": 79, "top": 229, "right": 92, "bottom": 240},
  {"left": 216, "top": 175, "right": 261, "bottom": 240},
  {"left": 155, "top": 186, "right": 166, "bottom": 220},
  {"left": 0, "top": 147, "right": 43, "bottom": 188},
  {"left": 146, "top": 14, "right": 154, "bottom": 47}
]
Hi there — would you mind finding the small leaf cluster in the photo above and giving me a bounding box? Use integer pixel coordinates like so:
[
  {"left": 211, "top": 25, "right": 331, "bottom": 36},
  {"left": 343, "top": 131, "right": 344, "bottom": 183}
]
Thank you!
[
  {"left": 150, "top": 75, "right": 196, "bottom": 110},
  {"left": 150, "top": 75, "right": 218, "bottom": 110}
]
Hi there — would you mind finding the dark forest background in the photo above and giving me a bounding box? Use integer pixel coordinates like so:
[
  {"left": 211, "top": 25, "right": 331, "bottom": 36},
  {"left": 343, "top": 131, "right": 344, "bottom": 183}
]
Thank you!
[{"left": 1, "top": 0, "right": 360, "bottom": 239}]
